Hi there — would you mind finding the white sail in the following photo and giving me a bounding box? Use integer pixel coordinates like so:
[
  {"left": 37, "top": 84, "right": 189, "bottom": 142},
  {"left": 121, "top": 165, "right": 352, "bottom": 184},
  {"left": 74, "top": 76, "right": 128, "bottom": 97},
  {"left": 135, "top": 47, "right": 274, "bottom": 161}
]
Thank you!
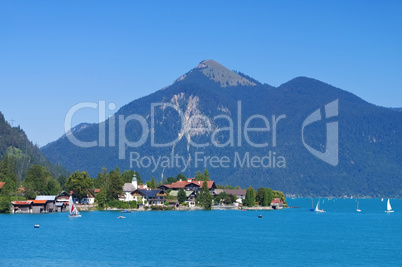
[
  {"left": 69, "top": 196, "right": 81, "bottom": 217},
  {"left": 315, "top": 201, "right": 320, "bottom": 212},
  {"left": 387, "top": 199, "right": 392, "bottom": 212}
]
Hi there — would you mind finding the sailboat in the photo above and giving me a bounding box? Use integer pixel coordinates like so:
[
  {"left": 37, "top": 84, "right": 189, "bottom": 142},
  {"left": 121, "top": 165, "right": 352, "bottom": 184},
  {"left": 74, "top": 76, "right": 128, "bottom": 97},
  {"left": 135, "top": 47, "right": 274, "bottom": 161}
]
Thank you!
[
  {"left": 69, "top": 196, "right": 82, "bottom": 217},
  {"left": 385, "top": 199, "right": 394, "bottom": 213},
  {"left": 315, "top": 199, "right": 325, "bottom": 213},
  {"left": 356, "top": 200, "right": 361, "bottom": 212}
]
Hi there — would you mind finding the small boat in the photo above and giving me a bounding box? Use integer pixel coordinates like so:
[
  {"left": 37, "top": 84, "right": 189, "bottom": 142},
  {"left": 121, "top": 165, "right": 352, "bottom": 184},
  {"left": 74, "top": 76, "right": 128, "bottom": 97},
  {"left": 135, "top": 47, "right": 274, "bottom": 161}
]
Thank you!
[
  {"left": 385, "top": 199, "right": 394, "bottom": 213},
  {"left": 68, "top": 196, "right": 82, "bottom": 218},
  {"left": 356, "top": 200, "right": 361, "bottom": 212},
  {"left": 309, "top": 198, "right": 314, "bottom": 211},
  {"left": 258, "top": 215, "right": 262, "bottom": 218},
  {"left": 381, "top": 198, "right": 384, "bottom": 202},
  {"left": 117, "top": 216, "right": 126, "bottom": 219},
  {"left": 121, "top": 210, "right": 131, "bottom": 213},
  {"left": 315, "top": 199, "right": 325, "bottom": 213},
  {"left": 34, "top": 224, "right": 40, "bottom": 228}
]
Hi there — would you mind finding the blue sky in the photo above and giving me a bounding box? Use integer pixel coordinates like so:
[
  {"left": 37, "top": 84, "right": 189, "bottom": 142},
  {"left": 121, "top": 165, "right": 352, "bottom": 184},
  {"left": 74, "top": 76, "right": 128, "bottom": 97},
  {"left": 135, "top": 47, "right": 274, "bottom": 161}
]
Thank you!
[{"left": 1, "top": 1, "right": 401, "bottom": 146}]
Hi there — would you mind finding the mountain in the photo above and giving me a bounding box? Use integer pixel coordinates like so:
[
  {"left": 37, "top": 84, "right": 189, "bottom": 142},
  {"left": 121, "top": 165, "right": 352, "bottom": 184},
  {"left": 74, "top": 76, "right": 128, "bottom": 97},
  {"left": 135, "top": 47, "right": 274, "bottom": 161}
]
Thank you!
[
  {"left": 41, "top": 60, "right": 402, "bottom": 197},
  {"left": 0, "top": 112, "right": 68, "bottom": 181}
]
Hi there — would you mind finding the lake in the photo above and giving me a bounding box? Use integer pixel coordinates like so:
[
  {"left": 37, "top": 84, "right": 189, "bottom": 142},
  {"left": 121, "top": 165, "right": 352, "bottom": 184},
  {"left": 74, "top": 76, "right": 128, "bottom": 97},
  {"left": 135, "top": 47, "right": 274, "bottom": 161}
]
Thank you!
[{"left": 1, "top": 198, "right": 401, "bottom": 266}]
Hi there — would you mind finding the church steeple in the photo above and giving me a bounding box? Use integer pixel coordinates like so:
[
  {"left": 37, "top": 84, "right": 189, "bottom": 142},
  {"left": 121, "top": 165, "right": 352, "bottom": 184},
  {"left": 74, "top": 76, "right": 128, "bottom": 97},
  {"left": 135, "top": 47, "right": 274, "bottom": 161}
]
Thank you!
[{"left": 131, "top": 174, "right": 138, "bottom": 189}]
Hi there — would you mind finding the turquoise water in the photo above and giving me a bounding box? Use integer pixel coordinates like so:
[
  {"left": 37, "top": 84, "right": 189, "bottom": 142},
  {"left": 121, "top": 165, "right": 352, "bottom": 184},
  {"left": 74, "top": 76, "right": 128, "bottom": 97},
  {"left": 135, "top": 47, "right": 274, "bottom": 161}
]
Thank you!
[{"left": 1, "top": 198, "right": 401, "bottom": 266}]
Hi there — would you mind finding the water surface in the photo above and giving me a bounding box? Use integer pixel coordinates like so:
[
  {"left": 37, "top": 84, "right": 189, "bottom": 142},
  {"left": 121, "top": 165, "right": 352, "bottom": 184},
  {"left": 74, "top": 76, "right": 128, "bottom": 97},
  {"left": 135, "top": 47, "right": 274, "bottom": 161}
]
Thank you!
[{"left": 1, "top": 198, "right": 401, "bottom": 266}]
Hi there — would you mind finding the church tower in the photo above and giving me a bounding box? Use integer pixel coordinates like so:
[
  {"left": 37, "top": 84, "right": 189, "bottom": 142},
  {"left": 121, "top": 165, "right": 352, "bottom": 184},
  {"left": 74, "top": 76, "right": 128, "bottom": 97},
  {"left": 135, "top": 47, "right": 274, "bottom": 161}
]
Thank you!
[{"left": 131, "top": 174, "right": 138, "bottom": 189}]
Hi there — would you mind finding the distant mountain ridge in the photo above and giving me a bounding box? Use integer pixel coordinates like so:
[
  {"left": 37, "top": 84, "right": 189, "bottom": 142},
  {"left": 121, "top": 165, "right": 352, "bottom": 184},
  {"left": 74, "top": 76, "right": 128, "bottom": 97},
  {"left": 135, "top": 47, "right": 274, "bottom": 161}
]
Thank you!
[
  {"left": 0, "top": 112, "right": 68, "bottom": 180},
  {"left": 41, "top": 60, "right": 402, "bottom": 197}
]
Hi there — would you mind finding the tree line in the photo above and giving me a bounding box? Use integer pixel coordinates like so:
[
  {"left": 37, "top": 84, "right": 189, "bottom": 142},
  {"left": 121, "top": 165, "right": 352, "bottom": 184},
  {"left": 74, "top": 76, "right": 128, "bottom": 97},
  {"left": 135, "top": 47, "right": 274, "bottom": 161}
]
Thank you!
[{"left": 0, "top": 154, "right": 286, "bottom": 212}]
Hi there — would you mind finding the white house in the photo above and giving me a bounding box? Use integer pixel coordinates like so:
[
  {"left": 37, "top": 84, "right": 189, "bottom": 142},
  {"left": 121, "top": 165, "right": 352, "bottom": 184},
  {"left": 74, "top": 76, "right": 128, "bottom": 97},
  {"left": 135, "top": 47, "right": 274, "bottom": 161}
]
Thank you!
[
  {"left": 119, "top": 175, "right": 148, "bottom": 202},
  {"left": 80, "top": 190, "right": 95, "bottom": 204}
]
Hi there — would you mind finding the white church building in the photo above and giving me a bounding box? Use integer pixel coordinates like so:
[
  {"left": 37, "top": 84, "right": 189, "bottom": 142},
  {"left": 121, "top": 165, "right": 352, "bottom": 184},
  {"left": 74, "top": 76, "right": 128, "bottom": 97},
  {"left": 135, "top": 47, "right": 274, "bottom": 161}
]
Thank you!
[{"left": 119, "top": 175, "right": 147, "bottom": 202}]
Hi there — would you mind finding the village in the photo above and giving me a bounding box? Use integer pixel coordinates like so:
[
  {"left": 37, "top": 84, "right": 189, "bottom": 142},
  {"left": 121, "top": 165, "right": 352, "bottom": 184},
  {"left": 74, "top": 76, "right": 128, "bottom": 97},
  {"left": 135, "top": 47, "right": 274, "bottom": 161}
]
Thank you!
[{"left": 6, "top": 175, "right": 285, "bottom": 214}]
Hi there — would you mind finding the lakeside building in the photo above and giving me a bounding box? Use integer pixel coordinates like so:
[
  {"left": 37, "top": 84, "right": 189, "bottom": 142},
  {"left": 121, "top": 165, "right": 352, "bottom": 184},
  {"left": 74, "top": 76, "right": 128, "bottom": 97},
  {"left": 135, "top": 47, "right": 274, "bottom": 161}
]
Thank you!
[
  {"left": 214, "top": 189, "right": 247, "bottom": 204},
  {"left": 157, "top": 178, "right": 216, "bottom": 207},
  {"left": 80, "top": 189, "right": 96, "bottom": 204},
  {"left": 56, "top": 191, "right": 70, "bottom": 203},
  {"left": 11, "top": 201, "right": 32, "bottom": 213},
  {"left": 33, "top": 196, "right": 57, "bottom": 213},
  {"left": 271, "top": 198, "right": 284, "bottom": 209},
  {"left": 119, "top": 175, "right": 148, "bottom": 202},
  {"left": 132, "top": 189, "right": 167, "bottom": 206},
  {"left": 168, "top": 190, "right": 196, "bottom": 207},
  {"left": 55, "top": 191, "right": 70, "bottom": 212},
  {"left": 12, "top": 195, "right": 57, "bottom": 213},
  {"left": 159, "top": 178, "right": 216, "bottom": 192}
]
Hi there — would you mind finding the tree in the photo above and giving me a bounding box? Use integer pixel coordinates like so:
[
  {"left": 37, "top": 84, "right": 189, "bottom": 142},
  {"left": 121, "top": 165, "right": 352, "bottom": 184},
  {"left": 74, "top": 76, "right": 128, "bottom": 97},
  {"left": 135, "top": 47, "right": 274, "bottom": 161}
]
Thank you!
[
  {"left": 177, "top": 188, "right": 187, "bottom": 203},
  {"left": 57, "top": 175, "right": 67, "bottom": 189},
  {"left": 23, "top": 165, "right": 51, "bottom": 194},
  {"left": 256, "top": 188, "right": 266, "bottom": 206},
  {"left": 0, "top": 196, "right": 11, "bottom": 213},
  {"left": 176, "top": 173, "right": 186, "bottom": 182},
  {"left": 245, "top": 186, "right": 256, "bottom": 207},
  {"left": 106, "top": 168, "right": 123, "bottom": 201},
  {"left": 203, "top": 169, "right": 210, "bottom": 181},
  {"left": 0, "top": 155, "right": 17, "bottom": 192},
  {"left": 0, "top": 161, "right": 13, "bottom": 213},
  {"left": 95, "top": 186, "right": 107, "bottom": 209},
  {"left": 224, "top": 185, "right": 235, "bottom": 189},
  {"left": 65, "top": 171, "right": 93, "bottom": 200},
  {"left": 263, "top": 188, "right": 273, "bottom": 206},
  {"left": 272, "top": 190, "right": 287, "bottom": 205},
  {"left": 24, "top": 190, "right": 36, "bottom": 200},
  {"left": 224, "top": 194, "right": 235, "bottom": 205},
  {"left": 46, "top": 177, "right": 61, "bottom": 195},
  {"left": 148, "top": 177, "right": 157, "bottom": 189},
  {"left": 197, "top": 181, "right": 213, "bottom": 210},
  {"left": 121, "top": 170, "right": 135, "bottom": 183},
  {"left": 167, "top": 177, "right": 177, "bottom": 184},
  {"left": 135, "top": 171, "right": 143, "bottom": 185},
  {"left": 23, "top": 165, "right": 61, "bottom": 195},
  {"left": 195, "top": 171, "right": 204, "bottom": 181},
  {"left": 95, "top": 167, "right": 109, "bottom": 188},
  {"left": 214, "top": 192, "right": 227, "bottom": 204}
]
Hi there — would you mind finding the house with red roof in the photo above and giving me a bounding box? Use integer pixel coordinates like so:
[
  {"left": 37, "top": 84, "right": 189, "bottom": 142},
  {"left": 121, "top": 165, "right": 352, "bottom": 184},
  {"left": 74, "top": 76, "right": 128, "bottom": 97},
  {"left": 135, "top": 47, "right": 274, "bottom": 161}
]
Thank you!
[
  {"left": 270, "top": 198, "right": 284, "bottom": 209},
  {"left": 80, "top": 189, "right": 95, "bottom": 204},
  {"left": 27, "top": 196, "right": 57, "bottom": 213},
  {"left": 55, "top": 191, "right": 71, "bottom": 212},
  {"left": 158, "top": 179, "right": 216, "bottom": 207},
  {"left": 159, "top": 179, "right": 216, "bottom": 192},
  {"left": 11, "top": 201, "right": 33, "bottom": 213},
  {"left": 56, "top": 191, "right": 70, "bottom": 203}
]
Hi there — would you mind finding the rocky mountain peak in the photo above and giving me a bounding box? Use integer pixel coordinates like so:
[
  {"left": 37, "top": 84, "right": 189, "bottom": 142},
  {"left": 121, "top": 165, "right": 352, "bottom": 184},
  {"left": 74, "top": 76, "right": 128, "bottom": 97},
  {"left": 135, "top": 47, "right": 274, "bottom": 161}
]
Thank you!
[{"left": 176, "top": 59, "right": 257, "bottom": 87}]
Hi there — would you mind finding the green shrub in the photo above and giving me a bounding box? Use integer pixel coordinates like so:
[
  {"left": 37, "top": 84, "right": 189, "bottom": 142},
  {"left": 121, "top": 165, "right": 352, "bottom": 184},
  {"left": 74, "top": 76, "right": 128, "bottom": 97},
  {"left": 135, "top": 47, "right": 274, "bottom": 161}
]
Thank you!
[
  {"left": 106, "top": 200, "right": 137, "bottom": 209},
  {"left": 0, "top": 196, "right": 11, "bottom": 213}
]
